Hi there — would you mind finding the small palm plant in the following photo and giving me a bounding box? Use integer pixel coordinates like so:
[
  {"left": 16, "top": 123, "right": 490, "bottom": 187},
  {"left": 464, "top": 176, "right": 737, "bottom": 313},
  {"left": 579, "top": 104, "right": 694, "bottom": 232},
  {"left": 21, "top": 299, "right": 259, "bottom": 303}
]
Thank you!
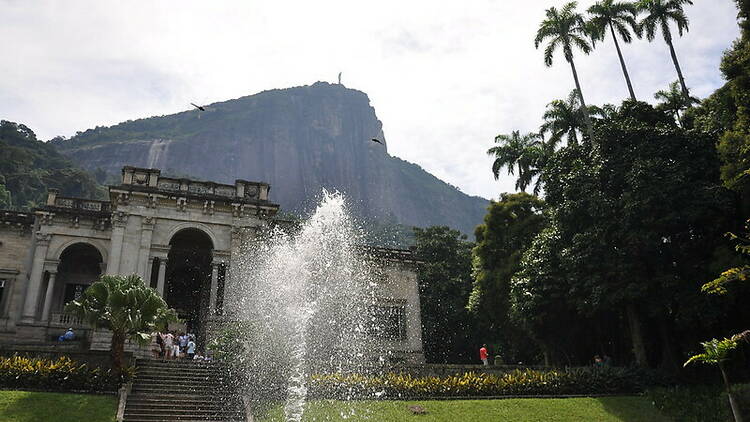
[
  {"left": 540, "top": 90, "right": 604, "bottom": 147},
  {"left": 654, "top": 80, "right": 699, "bottom": 125},
  {"left": 684, "top": 331, "right": 750, "bottom": 422},
  {"left": 66, "top": 274, "right": 179, "bottom": 377}
]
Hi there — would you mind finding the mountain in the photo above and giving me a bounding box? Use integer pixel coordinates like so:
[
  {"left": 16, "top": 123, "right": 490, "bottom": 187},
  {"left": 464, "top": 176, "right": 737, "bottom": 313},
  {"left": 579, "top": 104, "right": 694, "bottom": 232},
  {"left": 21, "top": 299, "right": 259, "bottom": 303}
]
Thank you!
[
  {"left": 51, "top": 82, "right": 488, "bottom": 234},
  {"left": 0, "top": 120, "right": 103, "bottom": 210}
]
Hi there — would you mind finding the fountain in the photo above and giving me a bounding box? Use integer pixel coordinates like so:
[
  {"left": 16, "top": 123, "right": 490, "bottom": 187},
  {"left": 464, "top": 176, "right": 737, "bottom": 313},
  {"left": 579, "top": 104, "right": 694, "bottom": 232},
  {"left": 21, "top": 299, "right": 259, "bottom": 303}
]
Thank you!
[{"left": 223, "top": 190, "right": 381, "bottom": 421}]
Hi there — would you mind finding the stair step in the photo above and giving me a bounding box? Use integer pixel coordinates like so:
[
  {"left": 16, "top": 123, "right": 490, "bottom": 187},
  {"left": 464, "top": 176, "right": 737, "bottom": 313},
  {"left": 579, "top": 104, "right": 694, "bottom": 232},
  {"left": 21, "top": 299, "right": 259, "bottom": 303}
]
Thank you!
[
  {"left": 131, "top": 389, "right": 226, "bottom": 395},
  {"left": 124, "top": 420, "right": 244, "bottom": 422},
  {"left": 134, "top": 375, "right": 230, "bottom": 382},
  {"left": 126, "top": 405, "right": 234, "bottom": 412},
  {"left": 136, "top": 359, "right": 218, "bottom": 366},
  {"left": 123, "top": 416, "right": 244, "bottom": 422},
  {"left": 133, "top": 381, "right": 229, "bottom": 387},
  {"left": 124, "top": 359, "right": 243, "bottom": 422},
  {"left": 128, "top": 392, "right": 237, "bottom": 399},
  {"left": 124, "top": 411, "right": 244, "bottom": 416},
  {"left": 136, "top": 368, "right": 221, "bottom": 374},
  {"left": 126, "top": 401, "right": 239, "bottom": 408},
  {"left": 125, "top": 408, "right": 243, "bottom": 415},
  {"left": 136, "top": 364, "right": 220, "bottom": 369}
]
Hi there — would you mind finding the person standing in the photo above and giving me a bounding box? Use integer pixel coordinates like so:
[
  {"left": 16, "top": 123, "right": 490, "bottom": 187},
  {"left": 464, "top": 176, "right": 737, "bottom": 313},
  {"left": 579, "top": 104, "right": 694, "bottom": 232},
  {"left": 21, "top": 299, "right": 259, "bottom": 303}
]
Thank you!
[
  {"left": 186, "top": 337, "right": 196, "bottom": 360},
  {"left": 479, "top": 344, "right": 489, "bottom": 366},
  {"left": 150, "top": 332, "right": 161, "bottom": 359},
  {"left": 178, "top": 332, "right": 189, "bottom": 358},
  {"left": 156, "top": 331, "right": 165, "bottom": 358},
  {"left": 172, "top": 336, "right": 181, "bottom": 359},
  {"left": 163, "top": 331, "right": 175, "bottom": 359}
]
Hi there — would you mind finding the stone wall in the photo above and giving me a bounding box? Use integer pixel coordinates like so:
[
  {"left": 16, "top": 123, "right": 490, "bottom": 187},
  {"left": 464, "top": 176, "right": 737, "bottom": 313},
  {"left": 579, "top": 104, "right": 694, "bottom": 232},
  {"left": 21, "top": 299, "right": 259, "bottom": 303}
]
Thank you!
[
  {"left": 0, "top": 212, "right": 34, "bottom": 334},
  {"left": 367, "top": 261, "right": 424, "bottom": 364}
]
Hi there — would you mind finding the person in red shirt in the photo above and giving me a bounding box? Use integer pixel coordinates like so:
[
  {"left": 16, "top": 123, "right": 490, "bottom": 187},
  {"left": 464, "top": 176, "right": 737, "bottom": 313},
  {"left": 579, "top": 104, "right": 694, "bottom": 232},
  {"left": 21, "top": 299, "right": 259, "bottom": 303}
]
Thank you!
[{"left": 479, "top": 344, "right": 489, "bottom": 366}]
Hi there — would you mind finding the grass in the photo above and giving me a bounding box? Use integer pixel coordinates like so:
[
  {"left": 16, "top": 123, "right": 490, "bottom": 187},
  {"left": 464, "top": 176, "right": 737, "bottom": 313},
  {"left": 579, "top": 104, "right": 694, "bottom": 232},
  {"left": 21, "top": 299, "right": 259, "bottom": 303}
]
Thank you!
[
  {"left": 0, "top": 390, "right": 117, "bottom": 422},
  {"left": 259, "top": 397, "right": 671, "bottom": 422}
]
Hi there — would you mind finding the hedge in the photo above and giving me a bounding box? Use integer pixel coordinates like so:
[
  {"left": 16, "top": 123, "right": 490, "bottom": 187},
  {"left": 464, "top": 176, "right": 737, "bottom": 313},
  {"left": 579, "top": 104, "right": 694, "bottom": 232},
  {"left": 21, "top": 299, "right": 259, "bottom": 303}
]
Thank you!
[
  {"left": 0, "top": 356, "right": 126, "bottom": 393},
  {"left": 309, "top": 367, "right": 657, "bottom": 399},
  {"left": 649, "top": 384, "right": 750, "bottom": 422}
]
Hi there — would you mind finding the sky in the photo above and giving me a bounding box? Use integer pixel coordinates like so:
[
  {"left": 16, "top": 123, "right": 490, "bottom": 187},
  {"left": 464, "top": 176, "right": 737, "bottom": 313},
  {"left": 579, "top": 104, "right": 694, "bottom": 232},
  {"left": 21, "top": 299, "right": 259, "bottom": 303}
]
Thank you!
[{"left": 0, "top": 0, "right": 741, "bottom": 200}]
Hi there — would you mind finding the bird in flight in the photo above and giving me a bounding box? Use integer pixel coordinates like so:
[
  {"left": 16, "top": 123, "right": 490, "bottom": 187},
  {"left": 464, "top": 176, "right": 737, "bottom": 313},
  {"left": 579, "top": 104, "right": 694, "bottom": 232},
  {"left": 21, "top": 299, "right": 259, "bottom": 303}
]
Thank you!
[
  {"left": 190, "top": 103, "right": 206, "bottom": 111},
  {"left": 370, "top": 138, "right": 383, "bottom": 145}
]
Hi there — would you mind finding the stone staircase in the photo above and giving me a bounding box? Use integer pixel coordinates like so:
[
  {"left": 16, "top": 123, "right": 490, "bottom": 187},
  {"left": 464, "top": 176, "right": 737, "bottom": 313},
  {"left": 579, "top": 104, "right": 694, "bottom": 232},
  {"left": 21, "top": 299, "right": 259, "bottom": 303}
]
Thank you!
[{"left": 123, "top": 358, "right": 245, "bottom": 422}]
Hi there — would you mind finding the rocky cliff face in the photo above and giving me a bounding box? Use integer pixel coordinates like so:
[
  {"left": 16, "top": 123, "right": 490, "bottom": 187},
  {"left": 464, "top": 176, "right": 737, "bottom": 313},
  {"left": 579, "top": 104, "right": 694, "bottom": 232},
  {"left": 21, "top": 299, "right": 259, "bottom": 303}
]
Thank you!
[{"left": 52, "top": 82, "right": 487, "bottom": 234}]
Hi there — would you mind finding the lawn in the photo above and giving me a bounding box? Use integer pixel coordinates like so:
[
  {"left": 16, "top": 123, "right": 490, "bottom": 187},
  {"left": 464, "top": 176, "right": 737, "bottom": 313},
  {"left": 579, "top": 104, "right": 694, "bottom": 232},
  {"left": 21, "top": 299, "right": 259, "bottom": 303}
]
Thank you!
[
  {"left": 0, "top": 390, "right": 117, "bottom": 422},
  {"left": 259, "top": 397, "right": 671, "bottom": 422}
]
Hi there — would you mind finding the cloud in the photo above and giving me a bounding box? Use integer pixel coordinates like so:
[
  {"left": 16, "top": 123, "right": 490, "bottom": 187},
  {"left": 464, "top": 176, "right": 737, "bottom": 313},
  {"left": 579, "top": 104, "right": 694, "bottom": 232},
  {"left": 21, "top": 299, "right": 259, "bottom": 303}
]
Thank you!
[{"left": 0, "top": 0, "right": 740, "bottom": 200}]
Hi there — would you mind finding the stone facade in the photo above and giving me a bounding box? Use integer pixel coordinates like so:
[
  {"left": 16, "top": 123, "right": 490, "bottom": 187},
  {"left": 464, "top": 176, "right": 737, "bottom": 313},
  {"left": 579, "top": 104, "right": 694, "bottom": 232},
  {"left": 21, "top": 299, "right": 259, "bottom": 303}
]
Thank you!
[{"left": 0, "top": 167, "right": 424, "bottom": 363}]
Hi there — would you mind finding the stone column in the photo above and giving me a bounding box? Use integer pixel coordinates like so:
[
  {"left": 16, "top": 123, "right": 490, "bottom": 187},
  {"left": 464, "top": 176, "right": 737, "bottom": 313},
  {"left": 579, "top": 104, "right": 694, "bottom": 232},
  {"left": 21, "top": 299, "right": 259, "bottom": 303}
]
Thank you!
[
  {"left": 21, "top": 233, "right": 51, "bottom": 323},
  {"left": 41, "top": 270, "right": 57, "bottom": 322},
  {"left": 146, "top": 257, "right": 155, "bottom": 287},
  {"left": 137, "top": 217, "right": 154, "bottom": 280},
  {"left": 156, "top": 258, "right": 168, "bottom": 297},
  {"left": 107, "top": 212, "right": 127, "bottom": 275},
  {"left": 209, "top": 262, "right": 219, "bottom": 315}
]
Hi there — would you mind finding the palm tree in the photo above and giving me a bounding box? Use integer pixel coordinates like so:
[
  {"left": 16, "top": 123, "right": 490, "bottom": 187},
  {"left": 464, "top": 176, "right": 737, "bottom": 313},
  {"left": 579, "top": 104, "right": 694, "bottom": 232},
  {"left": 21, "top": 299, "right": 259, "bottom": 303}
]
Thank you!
[
  {"left": 587, "top": 0, "right": 640, "bottom": 100},
  {"left": 685, "top": 331, "right": 750, "bottom": 422},
  {"left": 516, "top": 141, "right": 556, "bottom": 196},
  {"left": 540, "top": 90, "right": 603, "bottom": 147},
  {"left": 535, "top": 2, "right": 595, "bottom": 139},
  {"left": 654, "top": 80, "right": 699, "bottom": 125},
  {"left": 66, "top": 274, "right": 178, "bottom": 377},
  {"left": 488, "top": 130, "right": 542, "bottom": 192},
  {"left": 637, "top": 0, "right": 694, "bottom": 101}
]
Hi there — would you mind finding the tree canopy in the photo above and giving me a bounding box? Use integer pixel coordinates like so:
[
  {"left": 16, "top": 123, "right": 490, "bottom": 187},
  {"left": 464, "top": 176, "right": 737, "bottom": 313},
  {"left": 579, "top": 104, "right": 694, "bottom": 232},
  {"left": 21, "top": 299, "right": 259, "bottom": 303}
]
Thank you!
[
  {"left": 0, "top": 120, "right": 103, "bottom": 210},
  {"left": 468, "top": 193, "right": 546, "bottom": 364}
]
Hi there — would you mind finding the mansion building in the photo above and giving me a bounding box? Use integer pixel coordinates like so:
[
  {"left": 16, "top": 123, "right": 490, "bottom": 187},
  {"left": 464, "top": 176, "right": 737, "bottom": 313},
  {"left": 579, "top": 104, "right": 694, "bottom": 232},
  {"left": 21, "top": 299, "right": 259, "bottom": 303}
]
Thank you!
[{"left": 0, "top": 167, "right": 424, "bottom": 363}]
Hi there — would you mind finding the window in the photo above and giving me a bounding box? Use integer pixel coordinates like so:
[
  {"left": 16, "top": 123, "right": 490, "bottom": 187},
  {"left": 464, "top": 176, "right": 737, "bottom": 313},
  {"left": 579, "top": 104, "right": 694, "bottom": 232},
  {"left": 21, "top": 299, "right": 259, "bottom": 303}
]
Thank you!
[
  {"left": 369, "top": 305, "right": 407, "bottom": 340},
  {"left": 63, "top": 284, "right": 87, "bottom": 305},
  {"left": 0, "top": 279, "right": 5, "bottom": 313}
]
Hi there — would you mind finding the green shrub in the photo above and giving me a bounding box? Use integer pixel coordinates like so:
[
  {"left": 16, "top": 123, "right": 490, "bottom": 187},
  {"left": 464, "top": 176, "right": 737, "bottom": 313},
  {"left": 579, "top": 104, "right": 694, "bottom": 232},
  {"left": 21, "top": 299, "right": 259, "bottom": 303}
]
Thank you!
[
  {"left": 309, "top": 367, "right": 654, "bottom": 399},
  {"left": 0, "top": 356, "right": 126, "bottom": 393},
  {"left": 649, "top": 384, "right": 750, "bottom": 422}
]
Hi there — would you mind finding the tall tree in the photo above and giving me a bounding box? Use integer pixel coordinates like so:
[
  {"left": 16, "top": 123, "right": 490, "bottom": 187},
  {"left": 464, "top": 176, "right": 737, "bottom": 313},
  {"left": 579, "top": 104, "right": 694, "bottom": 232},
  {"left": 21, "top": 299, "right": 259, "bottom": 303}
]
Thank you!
[
  {"left": 654, "top": 80, "right": 700, "bottom": 125},
  {"left": 468, "top": 193, "right": 546, "bottom": 364},
  {"left": 414, "top": 226, "right": 478, "bottom": 363},
  {"left": 637, "top": 0, "right": 694, "bottom": 101},
  {"left": 488, "top": 130, "right": 542, "bottom": 192},
  {"left": 535, "top": 2, "right": 595, "bottom": 139},
  {"left": 587, "top": 0, "right": 640, "bottom": 100},
  {"left": 690, "top": 0, "right": 750, "bottom": 199},
  {"left": 521, "top": 102, "right": 735, "bottom": 368}
]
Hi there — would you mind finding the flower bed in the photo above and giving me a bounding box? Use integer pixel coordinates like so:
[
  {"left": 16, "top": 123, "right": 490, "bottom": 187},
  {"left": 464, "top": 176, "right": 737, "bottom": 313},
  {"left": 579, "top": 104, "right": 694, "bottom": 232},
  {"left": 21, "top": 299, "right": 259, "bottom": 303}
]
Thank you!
[
  {"left": 0, "top": 356, "right": 123, "bottom": 393},
  {"left": 309, "top": 367, "right": 655, "bottom": 399}
]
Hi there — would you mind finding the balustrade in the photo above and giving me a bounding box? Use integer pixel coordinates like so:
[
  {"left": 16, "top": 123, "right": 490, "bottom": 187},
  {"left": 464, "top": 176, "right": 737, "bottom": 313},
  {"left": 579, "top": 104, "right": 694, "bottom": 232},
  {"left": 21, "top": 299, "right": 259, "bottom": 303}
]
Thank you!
[{"left": 49, "top": 312, "right": 88, "bottom": 328}]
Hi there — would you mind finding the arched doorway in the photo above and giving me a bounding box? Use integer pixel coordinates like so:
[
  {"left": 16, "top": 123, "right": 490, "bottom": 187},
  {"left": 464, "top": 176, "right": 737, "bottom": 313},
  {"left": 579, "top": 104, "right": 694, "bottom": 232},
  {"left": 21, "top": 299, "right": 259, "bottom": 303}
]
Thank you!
[
  {"left": 55, "top": 243, "right": 103, "bottom": 315},
  {"left": 166, "top": 228, "right": 213, "bottom": 346}
]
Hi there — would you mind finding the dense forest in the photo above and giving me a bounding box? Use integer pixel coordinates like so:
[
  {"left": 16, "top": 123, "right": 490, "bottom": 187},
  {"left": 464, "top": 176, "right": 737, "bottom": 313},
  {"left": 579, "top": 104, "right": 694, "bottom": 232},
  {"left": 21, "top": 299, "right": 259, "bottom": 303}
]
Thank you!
[
  {"left": 0, "top": 120, "right": 104, "bottom": 210},
  {"left": 416, "top": 0, "right": 750, "bottom": 375}
]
